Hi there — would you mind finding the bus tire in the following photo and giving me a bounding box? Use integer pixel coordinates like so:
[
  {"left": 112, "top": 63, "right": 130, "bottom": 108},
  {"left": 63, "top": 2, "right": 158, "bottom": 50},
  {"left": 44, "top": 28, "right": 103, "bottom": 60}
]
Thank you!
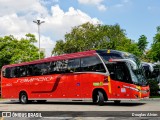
[
  {"left": 19, "top": 92, "right": 28, "bottom": 104},
  {"left": 97, "top": 91, "right": 105, "bottom": 106},
  {"left": 114, "top": 100, "right": 121, "bottom": 104}
]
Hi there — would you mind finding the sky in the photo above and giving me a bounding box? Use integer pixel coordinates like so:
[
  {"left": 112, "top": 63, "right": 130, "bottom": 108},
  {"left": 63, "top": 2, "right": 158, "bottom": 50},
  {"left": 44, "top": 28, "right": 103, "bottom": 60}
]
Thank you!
[{"left": 0, "top": 0, "right": 160, "bottom": 57}]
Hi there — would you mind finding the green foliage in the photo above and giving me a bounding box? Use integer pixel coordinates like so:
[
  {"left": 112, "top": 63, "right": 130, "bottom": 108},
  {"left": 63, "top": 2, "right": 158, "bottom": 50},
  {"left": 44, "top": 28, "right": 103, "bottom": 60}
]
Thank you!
[
  {"left": 52, "top": 23, "right": 160, "bottom": 63},
  {"left": 116, "top": 38, "right": 141, "bottom": 57},
  {"left": 146, "top": 26, "right": 160, "bottom": 62},
  {"left": 52, "top": 22, "right": 141, "bottom": 56},
  {"left": 137, "top": 35, "right": 148, "bottom": 55},
  {"left": 0, "top": 34, "right": 44, "bottom": 69},
  {"left": 148, "top": 79, "right": 159, "bottom": 96}
]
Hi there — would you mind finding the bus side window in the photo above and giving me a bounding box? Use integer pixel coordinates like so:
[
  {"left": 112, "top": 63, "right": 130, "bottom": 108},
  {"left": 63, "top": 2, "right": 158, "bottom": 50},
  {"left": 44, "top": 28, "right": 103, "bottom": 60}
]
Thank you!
[
  {"left": 106, "top": 63, "right": 131, "bottom": 83},
  {"left": 106, "top": 63, "right": 115, "bottom": 79},
  {"left": 116, "top": 63, "right": 131, "bottom": 83},
  {"left": 115, "top": 65, "right": 125, "bottom": 81},
  {"left": 48, "top": 60, "right": 68, "bottom": 74},
  {"left": 4, "top": 67, "right": 24, "bottom": 78},
  {"left": 68, "top": 59, "right": 80, "bottom": 72},
  {"left": 55, "top": 61, "right": 63, "bottom": 73},
  {"left": 14, "top": 67, "right": 21, "bottom": 77},
  {"left": 31, "top": 63, "right": 50, "bottom": 76},
  {"left": 19, "top": 66, "right": 26, "bottom": 77},
  {"left": 26, "top": 65, "right": 34, "bottom": 76},
  {"left": 81, "top": 56, "right": 105, "bottom": 72},
  {"left": 32, "top": 64, "right": 41, "bottom": 76},
  {"left": 2, "top": 68, "right": 11, "bottom": 78},
  {"left": 10, "top": 67, "right": 16, "bottom": 78},
  {"left": 39, "top": 62, "right": 50, "bottom": 75},
  {"left": 61, "top": 60, "right": 68, "bottom": 73},
  {"left": 49, "top": 61, "right": 57, "bottom": 74}
]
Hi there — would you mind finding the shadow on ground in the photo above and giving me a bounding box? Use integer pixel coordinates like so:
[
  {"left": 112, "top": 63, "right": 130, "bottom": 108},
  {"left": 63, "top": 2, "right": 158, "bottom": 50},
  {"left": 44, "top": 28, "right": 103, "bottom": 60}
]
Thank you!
[{"left": 0, "top": 101, "right": 146, "bottom": 106}]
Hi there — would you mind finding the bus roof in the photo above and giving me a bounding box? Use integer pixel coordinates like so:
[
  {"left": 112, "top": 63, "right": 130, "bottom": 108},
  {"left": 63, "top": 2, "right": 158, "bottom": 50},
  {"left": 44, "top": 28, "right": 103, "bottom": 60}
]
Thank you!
[
  {"left": 2, "top": 50, "right": 96, "bottom": 68},
  {"left": 2, "top": 49, "right": 131, "bottom": 68},
  {"left": 96, "top": 49, "right": 132, "bottom": 56}
]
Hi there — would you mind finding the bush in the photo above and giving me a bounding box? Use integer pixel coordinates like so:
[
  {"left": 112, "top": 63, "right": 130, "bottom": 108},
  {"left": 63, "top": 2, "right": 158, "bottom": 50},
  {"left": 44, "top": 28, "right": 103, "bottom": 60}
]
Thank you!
[{"left": 148, "top": 79, "right": 159, "bottom": 96}]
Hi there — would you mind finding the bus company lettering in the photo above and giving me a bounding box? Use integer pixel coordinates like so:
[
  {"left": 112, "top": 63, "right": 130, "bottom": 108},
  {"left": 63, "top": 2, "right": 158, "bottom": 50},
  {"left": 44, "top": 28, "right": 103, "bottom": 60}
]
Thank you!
[{"left": 15, "top": 76, "right": 54, "bottom": 83}]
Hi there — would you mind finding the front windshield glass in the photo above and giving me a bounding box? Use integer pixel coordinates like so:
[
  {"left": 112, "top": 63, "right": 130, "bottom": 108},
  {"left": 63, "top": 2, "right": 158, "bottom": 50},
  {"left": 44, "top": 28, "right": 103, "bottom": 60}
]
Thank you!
[
  {"left": 125, "top": 55, "right": 148, "bottom": 86},
  {"left": 99, "top": 52, "right": 148, "bottom": 86}
]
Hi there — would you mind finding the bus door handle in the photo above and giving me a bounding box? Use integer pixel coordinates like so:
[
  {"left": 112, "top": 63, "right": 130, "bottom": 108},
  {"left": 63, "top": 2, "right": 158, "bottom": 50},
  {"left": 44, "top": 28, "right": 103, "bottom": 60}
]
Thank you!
[{"left": 118, "top": 86, "right": 120, "bottom": 88}]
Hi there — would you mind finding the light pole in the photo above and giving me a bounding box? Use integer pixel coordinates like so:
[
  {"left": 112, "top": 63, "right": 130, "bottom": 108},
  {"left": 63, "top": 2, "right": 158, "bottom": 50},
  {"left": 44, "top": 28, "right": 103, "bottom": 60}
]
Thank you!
[{"left": 33, "top": 20, "right": 45, "bottom": 59}]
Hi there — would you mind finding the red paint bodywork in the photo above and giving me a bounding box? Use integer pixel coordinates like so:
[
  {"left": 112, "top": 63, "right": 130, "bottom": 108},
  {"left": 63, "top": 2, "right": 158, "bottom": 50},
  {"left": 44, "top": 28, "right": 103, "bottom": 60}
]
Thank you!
[{"left": 1, "top": 50, "right": 150, "bottom": 101}]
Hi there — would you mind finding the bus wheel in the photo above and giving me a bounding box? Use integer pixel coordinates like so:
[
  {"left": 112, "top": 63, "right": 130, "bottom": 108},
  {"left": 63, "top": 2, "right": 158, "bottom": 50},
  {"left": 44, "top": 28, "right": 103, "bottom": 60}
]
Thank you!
[
  {"left": 97, "top": 91, "right": 105, "bottom": 106},
  {"left": 20, "top": 92, "right": 28, "bottom": 104},
  {"left": 114, "top": 100, "right": 121, "bottom": 104}
]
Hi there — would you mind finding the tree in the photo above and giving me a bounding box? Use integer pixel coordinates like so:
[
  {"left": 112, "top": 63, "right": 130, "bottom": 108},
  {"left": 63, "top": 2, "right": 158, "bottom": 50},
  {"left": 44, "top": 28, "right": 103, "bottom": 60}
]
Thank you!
[
  {"left": 116, "top": 38, "right": 141, "bottom": 57},
  {"left": 52, "top": 40, "right": 65, "bottom": 55},
  {"left": 148, "top": 79, "right": 159, "bottom": 96},
  {"left": 137, "top": 35, "right": 148, "bottom": 55},
  {"left": 147, "top": 26, "right": 160, "bottom": 62},
  {"left": 52, "top": 22, "right": 130, "bottom": 55},
  {"left": 0, "top": 34, "right": 44, "bottom": 68}
]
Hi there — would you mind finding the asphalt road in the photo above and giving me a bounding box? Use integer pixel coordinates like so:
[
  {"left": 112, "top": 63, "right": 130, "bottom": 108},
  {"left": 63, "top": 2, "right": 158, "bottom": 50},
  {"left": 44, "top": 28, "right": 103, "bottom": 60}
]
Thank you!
[
  {"left": 0, "top": 99, "right": 160, "bottom": 119},
  {"left": 0, "top": 99, "right": 160, "bottom": 111}
]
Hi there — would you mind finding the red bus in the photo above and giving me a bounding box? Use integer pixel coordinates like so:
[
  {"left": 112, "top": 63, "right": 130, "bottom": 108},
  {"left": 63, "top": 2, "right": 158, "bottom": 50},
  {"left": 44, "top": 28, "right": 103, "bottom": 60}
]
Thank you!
[{"left": 1, "top": 50, "right": 149, "bottom": 105}]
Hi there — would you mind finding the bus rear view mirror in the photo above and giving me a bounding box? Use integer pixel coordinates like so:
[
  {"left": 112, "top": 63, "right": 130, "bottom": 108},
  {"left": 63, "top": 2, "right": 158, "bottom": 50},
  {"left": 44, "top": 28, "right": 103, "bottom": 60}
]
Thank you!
[
  {"left": 142, "top": 62, "right": 160, "bottom": 78},
  {"left": 142, "top": 62, "right": 154, "bottom": 72},
  {"left": 109, "top": 59, "right": 138, "bottom": 70}
]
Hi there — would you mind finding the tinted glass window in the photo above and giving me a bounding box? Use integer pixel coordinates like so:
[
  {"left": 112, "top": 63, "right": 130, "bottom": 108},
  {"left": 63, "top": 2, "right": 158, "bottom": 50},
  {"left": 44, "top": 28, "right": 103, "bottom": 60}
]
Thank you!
[
  {"left": 40, "top": 62, "right": 50, "bottom": 75},
  {"left": 3, "top": 66, "right": 26, "bottom": 78},
  {"left": 49, "top": 60, "right": 68, "bottom": 73},
  {"left": 55, "top": 61, "right": 64, "bottom": 73},
  {"left": 11, "top": 67, "right": 20, "bottom": 78},
  {"left": 32, "top": 64, "right": 42, "bottom": 76},
  {"left": 18, "top": 66, "right": 26, "bottom": 77},
  {"left": 26, "top": 65, "right": 34, "bottom": 76},
  {"left": 3, "top": 68, "right": 12, "bottom": 78},
  {"left": 49, "top": 61, "right": 56, "bottom": 73},
  {"left": 68, "top": 59, "right": 80, "bottom": 72},
  {"left": 81, "top": 56, "right": 105, "bottom": 72},
  {"left": 31, "top": 62, "right": 50, "bottom": 76},
  {"left": 3, "top": 60, "right": 69, "bottom": 78},
  {"left": 106, "top": 62, "right": 131, "bottom": 83},
  {"left": 99, "top": 53, "right": 122, "bottom": 61},
  {"left": 10, "top": 67, "right": 16, "bottom": 78}
]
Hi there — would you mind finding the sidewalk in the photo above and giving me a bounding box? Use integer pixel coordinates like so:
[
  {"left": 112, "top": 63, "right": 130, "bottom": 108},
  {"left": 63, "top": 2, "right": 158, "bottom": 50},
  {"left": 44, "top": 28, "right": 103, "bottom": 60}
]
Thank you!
[{"left": 141, "top": 98, "right": 160, "bottom": 101}]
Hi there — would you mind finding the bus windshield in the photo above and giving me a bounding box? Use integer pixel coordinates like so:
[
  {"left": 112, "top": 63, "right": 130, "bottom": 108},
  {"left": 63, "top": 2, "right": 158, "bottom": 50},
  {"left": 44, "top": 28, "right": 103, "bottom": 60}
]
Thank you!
[
  {"left": 125, "top": 55, "right": 148, "bottom": 86},
  {"left": 99, "top": 53, "right": 148, "bottom": 86}
]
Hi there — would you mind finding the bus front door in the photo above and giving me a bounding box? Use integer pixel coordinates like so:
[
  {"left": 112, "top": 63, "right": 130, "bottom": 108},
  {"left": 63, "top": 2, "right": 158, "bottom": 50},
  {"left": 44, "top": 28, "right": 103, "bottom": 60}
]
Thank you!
[{"left": 107, "top": 62, "right": 132, "bottom": 100}]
